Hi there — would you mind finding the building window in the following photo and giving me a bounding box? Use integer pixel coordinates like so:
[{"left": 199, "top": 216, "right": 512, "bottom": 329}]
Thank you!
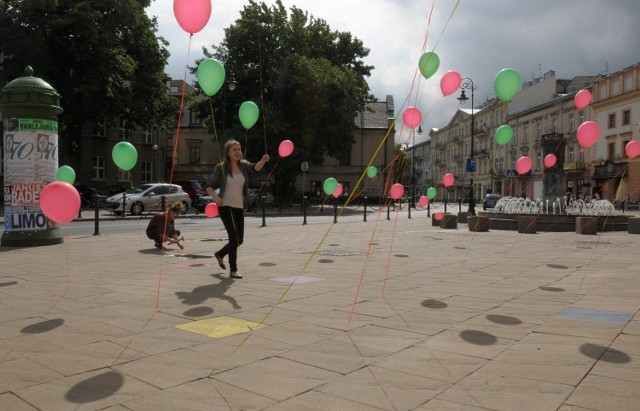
[
  {"left": 339, "top": 182, "right": 350, "bottom": 197},
  {"left": 142, "top": 127, "right": 153, "bottom": 144},
  {"left": 337, "top": 150, "right": 351, "bottom": 166},
  {"left": 189, "top": 146, "right": 201, "bottom": 164},
  {"left": 141, "top": 161, "right": 152, "bottom": 182},
  {"left": 120, "top": 119, "right": 131, "bottom": 140},
  {"left": 568, "top": 145, "right": 575, "bottom": 163},
  {"left": 536, "top": 151, "right": 542, "bottom": 171},
  {"left": 92, "top": 156, "right": 105, "bottom": 180},
  {"left": 608, "top": 142, "right": 615, "bottom": 161},
  {"left": 579, "top": 110, "right": 585, "bottom": 124},
  {"left": 622, "top": 109, "right": 631, "bottom": 126},
  {"left": 608, "top": 113, "right": 616, "bottom": 128},
  {"left": 310, "top": 181, "right": 322, "bottom": 197},
  {"left": 569, "top": 113, "right": 575, "bottom": 132},
  {"left": 93, "top": 117, "right": 106, "bottom": 137}
]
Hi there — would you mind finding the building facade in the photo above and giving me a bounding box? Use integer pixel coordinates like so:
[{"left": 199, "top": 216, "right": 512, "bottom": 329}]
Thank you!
[{"left": 413, "top": 66, "right": 640, "bottom": 205}]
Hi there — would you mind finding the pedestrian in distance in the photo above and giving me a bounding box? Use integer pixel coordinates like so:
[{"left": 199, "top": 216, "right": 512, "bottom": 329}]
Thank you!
[
  {"left": 206, "top": 139, "right": 270, "bottom": 279},
  {"left": 146, "top": 201, "right": 184, "bottom": 250}
]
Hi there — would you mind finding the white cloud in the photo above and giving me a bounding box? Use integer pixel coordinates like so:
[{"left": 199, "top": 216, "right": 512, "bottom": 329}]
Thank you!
[{"left": 147, "top": 0, "right": 640, "bottom": 145}]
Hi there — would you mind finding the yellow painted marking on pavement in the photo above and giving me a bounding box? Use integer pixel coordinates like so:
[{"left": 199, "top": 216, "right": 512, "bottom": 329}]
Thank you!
[{"left": 175, "top": 316, "right": 265, "bottom": 338}]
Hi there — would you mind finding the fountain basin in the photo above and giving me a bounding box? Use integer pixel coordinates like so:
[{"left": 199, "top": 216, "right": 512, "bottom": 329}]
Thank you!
[{"left": 479, "top": 211, "right": 631, "bottom": 232}]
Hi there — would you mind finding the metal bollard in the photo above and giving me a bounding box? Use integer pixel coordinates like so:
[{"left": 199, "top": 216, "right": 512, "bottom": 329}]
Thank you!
[
  {"left": 303, "top": 195, "right": 307, "bottom": 225},
  {"left": 161, "top": 196, "right": 166, "bottom": 211},
  {"left": 459, "top": 198, "right": 462, "bottom": 212},
  {"left": 387, "top": 197, "right": 391, "bottom": 220},
  {"left": 427, "top": 201, "right": 431, "bottom": 217},
  {"left": 444, "top": 198, "right": 448, "bottom": 213},
  {"left": 408, "top": 197, "right": 412, "bottom": 219},
  {"left": 93, "top": 194, "right": 104, "bottom": 236},
  {"left": 363, "top": 196, "right": 367, "bottom": 222},
  {"left": 261, "top": 196, "right": 266, "bottom": 227},
  {"left": 195, "top": 195, "right": 200, "bottom": 215},
  {"left": 122, "top": 193, "right": 126, "bottom": 218},
  {"left": 333, "top": 198, "right": 338, "bottom": 223}
]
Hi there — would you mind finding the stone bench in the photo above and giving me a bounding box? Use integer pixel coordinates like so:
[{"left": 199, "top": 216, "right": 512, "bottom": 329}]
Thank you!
[
  {"left": 440, "top": 213, "right": 457, "bottom": 229},
  {"left": 517, "top": 215, "right": 537, "bottom": 234},
  {"left": 576, "top": 216, "right": 597, "bottom": 235},
  {"left": 628, "top": 218, "right": 640, "bottom": 234},
  {"left": 468, "top": 216, "right": 489, "bottom": 232}
]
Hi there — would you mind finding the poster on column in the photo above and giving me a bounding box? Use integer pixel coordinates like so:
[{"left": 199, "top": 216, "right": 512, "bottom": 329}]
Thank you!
[{"left": 3, "top": 118, "right": 58, "bottom": 232}]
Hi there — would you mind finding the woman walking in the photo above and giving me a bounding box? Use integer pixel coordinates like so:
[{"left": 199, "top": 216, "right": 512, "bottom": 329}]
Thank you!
[{"left": 206, "top": 140, "right": 270, "bottom": 279}]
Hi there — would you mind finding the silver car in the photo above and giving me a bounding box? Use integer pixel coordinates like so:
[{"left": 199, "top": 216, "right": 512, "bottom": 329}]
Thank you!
[{"left": 106, "top": 183, "right": 190, "bottom": 215}]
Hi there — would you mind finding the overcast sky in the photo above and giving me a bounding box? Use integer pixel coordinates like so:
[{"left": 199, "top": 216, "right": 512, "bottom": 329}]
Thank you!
[{"left": 147, "top": 0, "right": 640, "bottom": 146}]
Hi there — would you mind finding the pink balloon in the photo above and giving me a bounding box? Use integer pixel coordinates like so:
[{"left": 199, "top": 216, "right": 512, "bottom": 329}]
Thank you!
[
  {"left": 434, "top": 211, "right": 444, "bottom": 221},
  {"left": 577, "top": 121, "right": 600, "bottom": 148},
  {"left": 332, "top": 183, "right": 343, "bottom": 198},
  {"left": 626, "top": 141, "right": 640, "bottom": 159},
  {"left": 418, "top": 195, "right": 429, "bottom": 208},
  {"left": 205, "top": 202, "right": 218, "bottom": 218},
  {"left": 173, "top": 0, "right": 212, "bottom": 34},
  {"left": 402, "top": 106, "right": 422, "bottom": 129},
  {"left": 39, "top": 181, "right": 81, "bottom": 223},
  {"left": 544, "top": 154, "right": 557, "bottom": 168},
  {"left": 516, "top": 156, "right": 532, "bottom": 175},
  {"left": 440, "top": 70, "right": 462, "bottom": 97},
  {"left": 390, "top": 183, "right": 404, "bottom": 200},
  {"left": 574, "top": 89, "right": 592, "bottom": 110},
  {"left": 278, "top": 139, "right": 294, "bottom": 157},
  {"left": 442, "top": 173, "right": 455, "bottom": 187}
]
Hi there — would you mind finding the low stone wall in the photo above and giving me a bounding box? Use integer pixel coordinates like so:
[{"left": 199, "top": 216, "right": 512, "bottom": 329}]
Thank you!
[
  {"left": 478, "top": 211, "right": 631, "bottom": 233},
  {"left": 468, "top": 216, "right": 489, "bottom": 232}
]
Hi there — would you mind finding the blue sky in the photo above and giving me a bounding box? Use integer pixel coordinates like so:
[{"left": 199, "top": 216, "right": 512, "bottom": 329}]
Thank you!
[{"left": 147, "top": 0, "right": 640, "bottom": 145}]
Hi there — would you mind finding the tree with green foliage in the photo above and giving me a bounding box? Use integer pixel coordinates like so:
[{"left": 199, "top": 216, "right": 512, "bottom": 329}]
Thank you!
[
  {"left": 0, "top": 0, "right": 176, "bottom": 168},
  {"left": 194, "top": 0, "right": 374, "bottom": 202}
]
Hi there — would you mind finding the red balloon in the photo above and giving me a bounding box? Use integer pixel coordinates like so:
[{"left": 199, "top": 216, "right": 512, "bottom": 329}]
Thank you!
[
  {"left": 544, "top": 154, "right": 557, "bottom": 168},
  {"left": 173, "top": 0, "right": 212, "bottom": 34},
  {"left": 574, "top": 89, "right": 592, "bottom": 110},
  {"left": 434, "top": 211, "right": 444, "bottom": 221},
  {"left": 577, "top": 121, "right": 600, "bottom": 148},
  {"left": 418, "top": 195, "right": 429, "bottom": 208},
  {"left": 442, "top": 173, "right": 455, "bottom": 187},
  {"left": 332, "top": 183, "right": 343, "bottom": 198},
  {"left": 205, "top": 202, "right": 218, "bottom": 218},
  {"left": 440, "top": 70, "right": 462, "bottom": 97},
  {"left": 278, "top": 140, "right": 294, "bottom": 158},
  {"left": 625, "top": 141, "right": 640, "bottom": 159},
  {"left": 516, "top": 156, "right": 532, "bottom": 175},
  {"left": 40, "top": 181, "right": 81, "bottom": 223},
  {"left": 402, "top": 106, "right": 422, "bottom": 129},
  {"left": 390, "top": 183, "right": 404, "bottom": 200}
]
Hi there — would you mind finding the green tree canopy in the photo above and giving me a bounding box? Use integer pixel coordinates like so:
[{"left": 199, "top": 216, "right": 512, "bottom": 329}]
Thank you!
[
  {"left": 0, "top": 0, "right": 176, "bottom": 165},
  {"left": 195, "top": 0, "right": 374, "bottom": 200}
]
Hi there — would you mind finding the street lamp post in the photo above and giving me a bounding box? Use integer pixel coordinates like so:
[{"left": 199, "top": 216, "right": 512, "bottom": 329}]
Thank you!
[
  {"left": 457, "top": 78, "right": 477, "bottom": 215},
  {"left": 221, "top": 73, "right": 237, "bottom": 134}
]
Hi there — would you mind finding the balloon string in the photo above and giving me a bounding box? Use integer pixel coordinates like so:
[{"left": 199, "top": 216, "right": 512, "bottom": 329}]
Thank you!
[{"left": 209, "top": 97, "right": 222, "bottom": 164}]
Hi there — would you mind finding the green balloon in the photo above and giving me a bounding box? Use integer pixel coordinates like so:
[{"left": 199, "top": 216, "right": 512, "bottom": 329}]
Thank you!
[
  {"left": 323, "top": 177, "right": 338, "bottom": 195},
  {"left": 55, "top": 165, "right": 76, "bottom": 184},
  {"left": 366, "top": 166, "right": 378, "bottom": 178},
  {"left": 239, "top": 101, "right": 260, "bottom": 129},
  {"left": 494, "top": 68, "right": 521, "bottom": 102},
  {"left": 419, "top": 52, "right": 440, "bottom": 79},
  {"left": 197, "top": 58, "right": 225, "bottom": 97},
  {"left": 495, "top": 125, "right": 513, "bottom": 146},
  {"left": 112, "top": 141, "right": 138, "bottom": 171},
  {"left": 426, "top": 187, "right": 437, "bottom": 200}
]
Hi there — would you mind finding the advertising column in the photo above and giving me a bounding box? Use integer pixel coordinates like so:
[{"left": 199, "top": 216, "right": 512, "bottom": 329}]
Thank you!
[{"left": 1, "top": 66, "right": 63, "bottom": 246}]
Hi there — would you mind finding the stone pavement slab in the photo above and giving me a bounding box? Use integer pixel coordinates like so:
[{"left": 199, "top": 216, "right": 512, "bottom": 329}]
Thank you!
[{"left": 0, "top": 212, "right": 639, "bottom": 410}]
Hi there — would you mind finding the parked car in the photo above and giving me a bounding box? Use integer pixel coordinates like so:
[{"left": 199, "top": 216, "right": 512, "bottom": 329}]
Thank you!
[
  {"left": 483, "top": 194, "right": 501, "bottom": 210},
  {"left": 74, "top": 185, "right": 101, "bottom": 208},
  {"left": 174, "top": 180, "right": 208, "bottom": 202},
  {"left": 246, "top": 188, "right": 274, "bottom": 212},
  {"left": 106, "top": 183, "right": 190, "bottom": 215}
]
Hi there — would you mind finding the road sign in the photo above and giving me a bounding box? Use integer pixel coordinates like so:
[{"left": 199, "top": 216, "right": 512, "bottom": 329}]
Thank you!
[
  {"left": 507, "top": 169, "right": 517, "bottom": 178},
  {"left": 301, "top": 161, "right": 309, "bottom": 172},
  {"left": 466, "top": 158, "right": 476, "bottom": 173}
]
